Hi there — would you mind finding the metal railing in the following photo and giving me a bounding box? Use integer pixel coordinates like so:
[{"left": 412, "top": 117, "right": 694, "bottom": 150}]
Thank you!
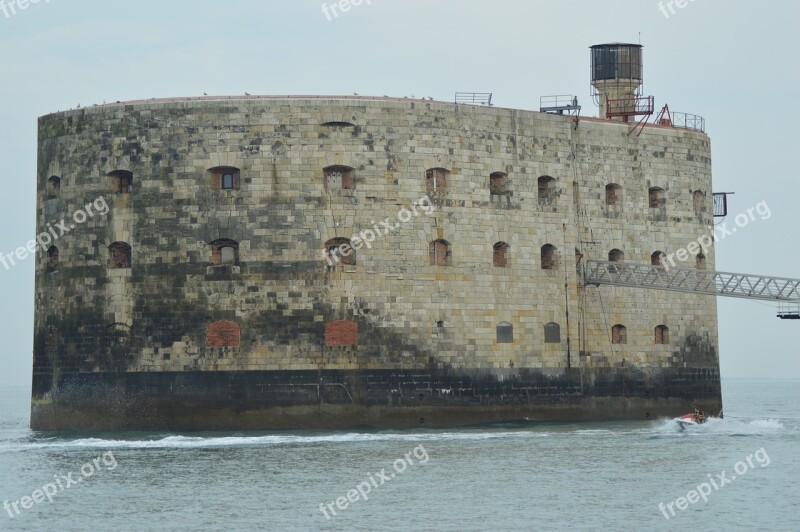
[
  {"left": 540, "top": 95, "right": 580, "bottom": 113},
  {"left": 584, "top": 260, "right": 800, "bottom": 302},
  {"left": 605, "top": 95, "right": 654, "bottom": 117},
  {"left": 455, "top": 92, "right": 493, "bottom": 106},
  {"left": 671, "top": 112, "right": 705, "bottom": 132}
]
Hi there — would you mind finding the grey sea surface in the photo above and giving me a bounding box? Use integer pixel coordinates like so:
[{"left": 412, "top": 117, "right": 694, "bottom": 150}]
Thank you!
[{"left": 1, "top": 380, "right": 798, "bottom": 531}]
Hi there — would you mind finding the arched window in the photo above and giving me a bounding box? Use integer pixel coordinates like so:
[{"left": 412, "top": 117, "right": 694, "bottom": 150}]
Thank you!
[
  {"left": 426, "top": 168, "right": 449, "bottom": 194},
  {"left": 490, "top": 172, "right": 507, "bottom": 195},
  {"left": 325, "top": 320, "right": 358, "bottom": 346},
  {"left": 47, "top": 176, "right": 61, "bottom": 198},
  {"left": 429, "top": 239, "right": 451, "bottom": 266},
  {"left": 655, "top": 325, "right": 669, "bottom": 345},
  {"left": 608, "top": 249, "right": 624, "bottom": 262},
  {"left": 209, "top": 239, "right": 239, "bottom": 266},
  {"left": 47, "top": 245, "right": 59, "bottom": 272},
  {"left": 693, "top": 190, "right": 706, "bottom": 213},
  {"left": 605, "top": 183, "right": 622, "bottom": 206},
  {"left": 651, "top": 251, "right": 665, "bottom": 267},
  {"left": 544, "top": 322, "right": 561, "bottom": 343},
  {"left": 612, "top": 324, "right": 627, "bottom": 344},
  {"left": 541, "top": 244, "right": 557, "bottom": 270},
  {"left": 209, "top": 166, "right": 240, "bottom": 191},
  {"left": 496, "top": 322, "right": 513, "bottom": 343},
  {"left": 108, "top": 170, "right": 133, "bottom": 194},
  {"left": 107, "top": 323, "right": 131, "bottom": 346},
  {"left": 206, "top": 320, "right": 241, "bottom": 347},
  {"left": 493, "top": 242, "right": 509, "bottom": 268},
  {"left": 325, "top": 237, "right": 356, "bottom": 266},
  {"left": 649, "top": 187, "right": 666, "bottom": 208},
  {"left": 696, "top": 253, "right": 706, "bottom": 270},
  {"left": 108, "top": 242, "right": 131, "bottom": 269},
  {"left": 324, "top": 165, "right": 354, "bottom": 190},
  {"left": 538, "top": 176, "right": 556, "bottom": 203}
]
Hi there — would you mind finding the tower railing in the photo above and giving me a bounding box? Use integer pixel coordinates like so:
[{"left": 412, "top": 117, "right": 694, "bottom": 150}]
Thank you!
[{"left": 672, "top": 112, "right": 705, "bottom": 133}]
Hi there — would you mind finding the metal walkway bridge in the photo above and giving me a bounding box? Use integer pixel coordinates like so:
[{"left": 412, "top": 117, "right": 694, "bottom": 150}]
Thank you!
[{"left": 584, "top": 260, "right": 800, "bottom": 302}]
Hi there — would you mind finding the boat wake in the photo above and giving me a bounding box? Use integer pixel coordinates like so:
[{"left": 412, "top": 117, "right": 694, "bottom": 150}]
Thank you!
[{"left": 652, "top": 416, "right": 786, "bottom": 436}]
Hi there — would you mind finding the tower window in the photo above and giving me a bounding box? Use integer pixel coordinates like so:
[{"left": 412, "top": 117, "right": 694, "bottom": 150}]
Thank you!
[
  {"left": 493, "top": 242, "right": 509, "bottom": 268},
  {"left": 429, "top": 239, "right": 451, "bottom": 266},
  {"left": 490, "top": 172, "right": 507, "bottom": 194},
  {"left": 206, "top": 320, "right": 241, "bottom": 347},
  {"left": 538, "top": 176, "right": 556, "bottom": 203},
  {"left": 210, "top": 239, "right": 240, "bottom": 266},
  {"left": 612, "top": 324, "right": 627, "bottom": 344},
  {"left": 324, "top": 165, "right": 354, "bottom": 190},
  {"left": 608, "top": 249, "right": 624, "bottom": 262},
  {"left": 210, "top": 166, "right": 240, "bottom": 191},
  {"left": 47, "top": 176, "right": 61, "bottom": 198},
  {"left": 108, "top": 242, "right": 131, "bottom": 269},
  {"left": 655, "top": 325, "right": 669, "bottom": 345},
  {"left": 693, "top": 190, "right": 706, "bottom": 213},
  {"left": 541, "top": 244, "right": 558, "bottom": 270},
  {"left": 496, "top": 322, "right": 513, "bottom": 343},
  {"left": 605, "top": 183, "right": 622, "bottom": 206},
  {"left": 47, "top": 245, "right": 59, "bottom": 272},
  {"left": 426, "top": 168, "right": 449, "bottom": 194},
  {"left": 325, "top": 237, "right": 356, "bottom": 267},
  {"left": 652, "top": 251, "right": 665, "bottom": 267},
  {"left": 649, "top": 187, "right": 666, "bottom": 208},
  {"left": 696, "top": 253, "right": 706, "bottom": 270},
  {"left": 544, "top": 322, "right": 561, "bottom": 343},
  {"left": 108, "top": 170, "right": 133, "bottom": 194}
]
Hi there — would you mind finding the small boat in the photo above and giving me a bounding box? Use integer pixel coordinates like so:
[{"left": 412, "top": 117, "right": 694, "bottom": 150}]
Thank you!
[{"left": 675, "top": 413, "right": 704, "bottom": 430}]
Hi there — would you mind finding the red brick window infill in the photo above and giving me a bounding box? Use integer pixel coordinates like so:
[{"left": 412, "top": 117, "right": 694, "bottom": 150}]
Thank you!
[
  {"left": 325, "top": 320, "right": 358, "bottom": 346},
  {"left": 209, "top": 167, "right": 241, "bottom": 191},
  {"left": 206, "top": 320, "right": 241, "bottom": 347}
]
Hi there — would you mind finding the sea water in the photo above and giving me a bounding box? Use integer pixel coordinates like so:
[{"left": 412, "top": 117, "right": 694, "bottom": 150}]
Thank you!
[{"left": 1, "top": 380, "right": 798, "bottom": 531}]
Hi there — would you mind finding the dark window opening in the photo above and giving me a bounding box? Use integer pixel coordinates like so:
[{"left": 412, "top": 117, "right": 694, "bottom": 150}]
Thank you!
[
  {"left": 490, "top": 172, "right": 507, "bottom": 195},
  {"left": 652, "top": 251, "right": 665, "bottom": 267},
  {"left": 696, "top": 253, "right": 706, "bottom": 270},
  {"left": 324, "top": 165, "right": 354, "bottom": 190},
  {"left": 538, "top": 176, "right": 556, "bottom": 203},
  {"left": 429, "top": 239, "right": 451, "bottom": 266},
  {"left": 47, "top": 176, "right": 61, "bottom": 198},
  {"left": 544, "top": 322, "right": 561, "bottom": 343},
  {"left": 108, "top": 170, "right": 133, "bottom": 194},
  {"left": 493, "top": 242, "right": 509, "bottom": 267},
  {"left": 426, "top": 168, "right": 449, "bottom": 194},
  {"left": 693, "top": 190, "right": 706, "bottom": 213},
  {"left": 325, "top": 237, "right": 356, "bottom": 267},
  {"left": 47, "top": 245, "right": 59, "bottom": 272},
  {"left": 541, "top": 244, "right": 557, "bottom": 270},
  {"left": 605, "top": 183, "right": 622, "bottom": 206},
  {"left": 210, "top": 166, "right": 241, "bottom": 191},
  {"left": 655, "top": 325, "right": 669, "bottom": 345},
  {"left": 108, "top": 242, "right": 131, "bottom": 269},
  {"left": 612, "top": 324, "right": 627, "bottom": 344},
  {"left": 496, "top": 322, "right": 513, "bottom": 343},
  {"left": 649, "top": 187, "right": 666, "bottom": 208}
]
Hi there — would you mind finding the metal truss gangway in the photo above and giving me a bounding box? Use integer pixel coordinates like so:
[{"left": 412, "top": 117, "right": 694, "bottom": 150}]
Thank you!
[{"left": 584, "top": 260, "right": 800, "bottom": 303}]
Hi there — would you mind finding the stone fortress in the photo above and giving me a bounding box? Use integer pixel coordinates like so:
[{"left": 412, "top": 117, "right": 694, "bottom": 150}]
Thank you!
[{"left": 31, "top": 44, "right": 722, "bottom": 429}]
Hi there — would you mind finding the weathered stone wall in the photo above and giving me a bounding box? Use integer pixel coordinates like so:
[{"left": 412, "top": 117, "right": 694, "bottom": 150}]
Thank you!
[{"left": 32, "top": 96, "right": 719, "bottom": 425}]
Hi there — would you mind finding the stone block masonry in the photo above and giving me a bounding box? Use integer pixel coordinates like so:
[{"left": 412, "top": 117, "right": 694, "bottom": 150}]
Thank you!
[{"left": 31, "top": 96, "right": 720, "bottom": 429}]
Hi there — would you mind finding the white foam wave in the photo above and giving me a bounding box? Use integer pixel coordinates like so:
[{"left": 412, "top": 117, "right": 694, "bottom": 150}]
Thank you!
[{"left": 651, "top": 416, "right": 786, "bottom": 435}]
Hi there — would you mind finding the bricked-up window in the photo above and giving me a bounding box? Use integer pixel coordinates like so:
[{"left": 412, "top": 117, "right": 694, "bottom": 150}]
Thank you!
[
  {"left": 696, "top": 253, "right": 706, "bottom": 269},
  {"left": 206, "top": 320, "right": 241, "bottom": 347},
  {"left": 544, "top": 322, "right": 561, "bottom": 343},
  {"left": 608, "top": 249, "right": 624, "bottom": 262},
  {"left": 655, "top": 325, "right": 669, "bottom": 345},
  {"left": 46, "top": 246, "right": 59, "bottom": 272},
  {"left": 209, "top": 239, "right": 239, "bottom": 266},
  {"left": 693, "top": 190, "right": 706, "bottom": 213},
  {"left": 429, "top": 239, "right": 451, "bottom": 266},
  {"left": 108, "top": 242, "right": 131, "bottom": 269},
  {"left": 649, "top": 187, "right": 666, "bottom": 208},
  {"left": 109, "top": 170, "right": 133, "bottom": 194},
  {"left": 426, "top": 168, "right": 449, "bottom": 194},
  {"left": 493, "top": 242, "right": 509, "bottom": 267},
  {"left": 538, "top": 176, "right": 556, "bottom": 203},
  {"left": 605, "top": 183, "right": 622, "bottom": 206},
  {"left": 541, "top": 244, "right": 557, "bottom": 270},
  {"left": 325, "top": 237, "right": 356, "bottom": 266},
  {"left": 612, "top": 324, "right": 627, "bottom": 344},
  {"left": 47, "top": 176, "right": 61, "bottom": 198},
  {"left": 496, "top": 322, "right": 513, "bottom": 343},
  {"left": 208, "top": 166, "right": 241, "bottom": 191},
  {"left": 652, "top": 251, "right": 665, "bottom": 267},
  {"left": 324, "top": 165, "right": 354, "bottom": 190},
  {"left": 490, "top": 172, "right": 507, "bottom": 195},
  {"left": 107, "top": 323, "right": 131, "bottom": 346},
  {"left": 325, "top": 320, "right": 358, "bottom": 346}
]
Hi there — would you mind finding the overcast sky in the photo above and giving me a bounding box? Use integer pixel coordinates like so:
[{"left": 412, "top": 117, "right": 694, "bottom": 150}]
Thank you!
[{"left": 1, "top": 0, "right": 797, "bottom": 388}]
